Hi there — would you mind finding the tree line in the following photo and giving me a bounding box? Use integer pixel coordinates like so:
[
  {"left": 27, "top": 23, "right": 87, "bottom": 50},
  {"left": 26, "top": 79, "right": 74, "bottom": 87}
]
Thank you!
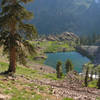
[{"left": 80, "top": 33, "right": 100, "bottom": 45}]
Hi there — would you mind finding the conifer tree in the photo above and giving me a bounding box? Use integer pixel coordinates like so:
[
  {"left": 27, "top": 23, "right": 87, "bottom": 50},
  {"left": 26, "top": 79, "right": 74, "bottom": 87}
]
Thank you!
[
  {"left": 65, "top": 59, "right": 73, "bottom": 73},
  {"left": 90, "top": 70, "right": 93, "bottom": 81},
  {"left": 97, "top": 68, "right": 100, "bottom": 89},
  {"left": 94, "top": 70, "right": 97, "bottom": 79},
  {"left": 84, "top": 66, "right": 89, "bottom": 87},
  {"left": 56, "top": 61, "right": 63, "bottom": 78},
  {"left": 0, "top": 0, "right": 37, "bottom": 73},
  {"left": 97, "top": 72, "right": 100, "bottom": 89},
  {"left": 90, "top": 64, "right": 94, "bottom": 81},
  {"left": 83, "top": 63, "right": 94, "bottom": 86}
]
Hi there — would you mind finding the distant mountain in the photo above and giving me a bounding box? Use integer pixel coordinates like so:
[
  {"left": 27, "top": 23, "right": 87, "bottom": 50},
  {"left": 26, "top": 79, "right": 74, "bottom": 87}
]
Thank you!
[{"left": 25, "top": 0, "right": 100, "bottom": 35}]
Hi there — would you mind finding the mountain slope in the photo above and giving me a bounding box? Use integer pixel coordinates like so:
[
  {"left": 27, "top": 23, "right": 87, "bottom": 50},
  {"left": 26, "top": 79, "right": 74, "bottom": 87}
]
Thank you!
[
  {"left": 0, "top": 61, "right": 100, "bottom": 100},
  {"left": 25, "top": 0, "right": 100, "bottom": 35}
]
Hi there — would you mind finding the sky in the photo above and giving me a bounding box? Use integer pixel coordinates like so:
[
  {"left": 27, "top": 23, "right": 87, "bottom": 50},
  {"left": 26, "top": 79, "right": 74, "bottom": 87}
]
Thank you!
[{"left": 95, "top": 0, "right": 99, "bottom": 3}]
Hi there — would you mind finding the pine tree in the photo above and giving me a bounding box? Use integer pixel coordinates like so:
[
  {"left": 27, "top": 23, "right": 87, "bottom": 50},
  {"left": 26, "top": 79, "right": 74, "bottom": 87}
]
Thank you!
[
  {"left": 90, "top": 64, "right": 94, "bottom": 81},
  {"left": 83, "top": 63, "right": 93, "bottom": 87},
  {"left": 90, "top": 70, "right": 93, "bottom": 81},
  {"left": 97, "top": 70, "right": 100, "bottom": 89},
  {"left": 0, "top": 0, "right": 37, "bottom": 73},
  {"left": 84, "top": 66, "right": 89, "bottom": 87},
  {"left": 65, "top": 59, "right": 73, "bottom": 73},
  {"left": 56, "top": 61, "right": 63, "bottom": 78}
]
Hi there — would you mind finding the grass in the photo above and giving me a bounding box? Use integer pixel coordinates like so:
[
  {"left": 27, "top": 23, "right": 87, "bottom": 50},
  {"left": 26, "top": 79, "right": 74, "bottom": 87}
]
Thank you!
[
  {"left": 0, "top": 61, "right": 64, "bottom": 100},
  {"left": 44, "top": 73, "right": 65, "bottom": 80},
  {"left": 88, "top": 80, "right": 98, "bottom": 88},
  {"left": 33, "top": 41, "right": 75, "bottom": 53},
  {"left": 0, "top": 62, "right": 60, "bottom": 80},
  {"left": 0, "top": 61, "right": 98, "bottom": 100},
  {"left": 0, "top": 61, "right": 73, "bottom": 100},
  {"left": 0, "top": 62, "right": 9, "bottom": 72},
  {"left": 44, "top": 41, "right": 75, "bottom": 53},
  {"left": 96, "top": 97, "right": 100, "bottom": 100}
]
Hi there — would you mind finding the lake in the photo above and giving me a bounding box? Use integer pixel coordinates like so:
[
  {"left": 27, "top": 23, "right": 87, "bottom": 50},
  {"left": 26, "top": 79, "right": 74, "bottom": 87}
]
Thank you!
[{"left": 44, "top": 52, "right": 90, "bottom": 73}]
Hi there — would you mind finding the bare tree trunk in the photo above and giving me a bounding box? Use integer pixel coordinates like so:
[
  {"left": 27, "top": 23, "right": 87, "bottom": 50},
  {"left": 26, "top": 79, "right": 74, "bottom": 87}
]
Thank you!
[
  {"left": 8, "top": 47, "right": 16, "bottom": 73},
  {"left": 8, "top": 22, "right": 16, "bottom": 73}
]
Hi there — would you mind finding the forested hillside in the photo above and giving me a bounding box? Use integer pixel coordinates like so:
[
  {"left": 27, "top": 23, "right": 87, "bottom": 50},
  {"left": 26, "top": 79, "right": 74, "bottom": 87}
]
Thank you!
[{"left": 25, "top": 0, "right": 100, "bottom": 35}]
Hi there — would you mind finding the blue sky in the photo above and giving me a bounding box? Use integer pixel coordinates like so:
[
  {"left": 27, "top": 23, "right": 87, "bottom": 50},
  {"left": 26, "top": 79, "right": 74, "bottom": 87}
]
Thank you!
[{"left": 95, "top": 0, "right": 99, "bottom": 3}]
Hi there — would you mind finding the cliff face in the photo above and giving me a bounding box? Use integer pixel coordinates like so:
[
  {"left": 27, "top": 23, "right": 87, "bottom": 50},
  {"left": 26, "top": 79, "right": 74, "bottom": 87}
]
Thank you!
[{"left": 77, "top": 45, "right": 100, "bottom": 65}]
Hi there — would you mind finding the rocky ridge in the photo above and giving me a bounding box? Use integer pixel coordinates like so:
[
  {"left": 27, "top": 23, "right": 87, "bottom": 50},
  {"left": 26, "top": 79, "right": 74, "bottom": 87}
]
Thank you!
[{"left": 38, "top": 32, "right": 79, "bottom": 42}]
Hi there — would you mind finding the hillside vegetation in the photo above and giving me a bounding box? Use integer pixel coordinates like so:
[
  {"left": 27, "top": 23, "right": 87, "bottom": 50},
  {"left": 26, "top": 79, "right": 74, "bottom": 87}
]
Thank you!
[
  {"left": 0, "top": 60, "right": 100, "bottom": 100},
  {"left": 0, "top": 49, "right": 100, "bottom": 100}
]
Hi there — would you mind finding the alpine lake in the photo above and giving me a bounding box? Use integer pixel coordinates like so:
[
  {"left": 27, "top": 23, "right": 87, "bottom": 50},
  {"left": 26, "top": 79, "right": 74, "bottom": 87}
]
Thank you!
[{"left": 44, "top": 52, "right": 90, "bottom": 73}]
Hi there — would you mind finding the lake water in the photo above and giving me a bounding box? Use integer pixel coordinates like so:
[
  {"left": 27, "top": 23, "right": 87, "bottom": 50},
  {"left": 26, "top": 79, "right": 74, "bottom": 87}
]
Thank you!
[{"left": 44, "top": 52, "right": 90, "bottom": 73}]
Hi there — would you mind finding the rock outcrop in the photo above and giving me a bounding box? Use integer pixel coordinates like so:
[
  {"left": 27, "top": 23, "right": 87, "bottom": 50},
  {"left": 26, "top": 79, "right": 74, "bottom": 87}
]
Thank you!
[
  {"left": 76, "top": 45, "right": 100, "bottom": 65},
  {"left": 38, "top": 32, "right": 79, "bottom": 42}
]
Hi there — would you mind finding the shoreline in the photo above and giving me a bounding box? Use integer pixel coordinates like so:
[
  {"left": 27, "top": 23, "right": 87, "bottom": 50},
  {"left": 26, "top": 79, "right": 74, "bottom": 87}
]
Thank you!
[{"left": 44, "top": 49, "right": 75, "bottom": 53}]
